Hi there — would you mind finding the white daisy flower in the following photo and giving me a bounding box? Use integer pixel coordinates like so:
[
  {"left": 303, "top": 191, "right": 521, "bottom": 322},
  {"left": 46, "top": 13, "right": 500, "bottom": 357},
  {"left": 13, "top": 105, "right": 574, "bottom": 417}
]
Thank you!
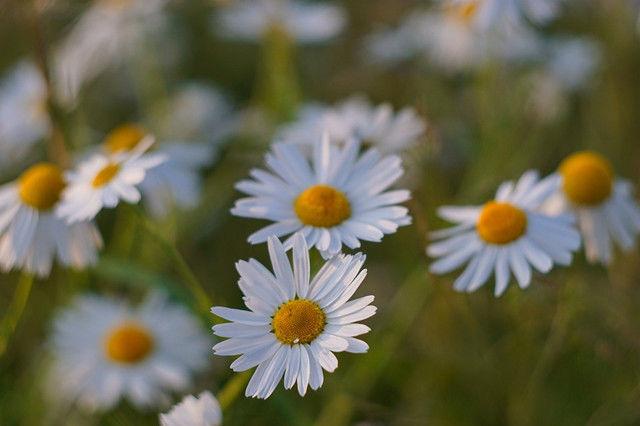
[
  {"left": 0, "top": 163, "right": 102, "bottom": 277},
  {"left": 57, "top": 127, "right": 165, "bottom": 223},
  {"left": 159, "top": 391, "right": 222, "bottom": 426},
  {"left": 465, "top": 0, "right": 562, "bottom": 28},
  {"left": 428, "top": 171, "right": 581, "bottom": 296},
  {"left": 53, "top": 0, "right": 169, "bottom": 105},
  {"left": 231, "top": 135, "right": 411, "bottom": 257},
  {"left": 543, "top": 151, "right": 640, "bottom": 264},
  {"left": 212, "top": 233, "right": 375, "bottom": 399},
  {"left": 215, "top": 0, "right": 346, "bottom": 44},
  {"left": 365, "top": 6, "right": 542, "bottom": 72},
  {"left": 0, "top": 61, "right": 49, "bottom": 170},
  {"left": 279, "top": 97, "right": 427, "bottom": 154},
  {"left": 48, "top": 292, "right": 211, "bottom": 411}
]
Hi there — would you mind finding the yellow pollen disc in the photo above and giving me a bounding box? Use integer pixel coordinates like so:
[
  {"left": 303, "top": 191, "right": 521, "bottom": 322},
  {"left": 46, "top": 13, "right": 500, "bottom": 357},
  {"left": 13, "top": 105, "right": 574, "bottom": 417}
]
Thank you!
[
  {"left": 447, "top": 0, "right": 480, "bottom": 23},
  {"left": 103, "top": 124, "right": 146, "bottom": 154},
  {"left": 559, "top": 151, "right": 613, "bottom": 206},
  {"left": 18, "top": 163, "right": 66, "bottom": 211},
  {"left": 477, "top": 202, "right": 528, "bottom": 245},
  {"left": 104, "top": 322, "right": 154, "bottom": 364},
  {"left": 294, "top": 185, "right": 351, "bottom": 228},
  {"left": 272, "top": 299, "right": 326, "bottom": 345},
  {"left": 92, "top": 163, "right": 121, "bottom": 188}
]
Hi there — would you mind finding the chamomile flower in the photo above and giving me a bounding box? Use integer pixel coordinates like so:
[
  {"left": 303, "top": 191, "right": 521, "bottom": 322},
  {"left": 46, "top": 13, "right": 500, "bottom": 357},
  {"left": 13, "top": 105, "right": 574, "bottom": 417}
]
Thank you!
[
  {"left": 53, "top": 0, "right": 169, "bottom": 105},
  {"left": 48, "top": 292, "right": 211, "bottom": 411},
  {"left": 543, "top": 151, "right": 640, "bottom": 264},
  {"left": 212, "top": 233, "right": 375, "bottom": 399},
  {"left": 231, "top": 135, "right": 411, "bottom": 257},
  {"left": 0, "top": 163, "right": 102, "bottom": 277},
  {"left": 57, "top": 127, "right": 165, "bottom": 223},
  {"left": 428, "top": 171, "right": 581, "bottom": 296},
  {"left": 466, "top": 0, "right": 562, "bottom": 28},
  {"left": 279, "top": 97, "right": 427, "bottom": 154},
  {"left": 215, "top": 0, "right": 346, "bottom": 44},
  {"left": 159, "top": 391, "right": 222, "bottom": 426},
  {"left": 0, "top": 61, "right": 49, "bottom": 170}
]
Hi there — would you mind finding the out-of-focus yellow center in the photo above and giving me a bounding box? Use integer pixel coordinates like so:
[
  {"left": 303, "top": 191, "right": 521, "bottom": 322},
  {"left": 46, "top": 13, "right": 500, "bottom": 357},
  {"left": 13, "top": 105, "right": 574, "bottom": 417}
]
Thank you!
[
  {"left": 272, "top": 299, "right": 326, "bottom": 345},
  {"left": 92, "top": 163, "right": 121, "bottom": 188},
  {"left": 477, "top": 202, "right": 528, "bottom": 245},
  {"left": 447, "top": 0, "right": 480, "bottom": 23},
  {"left": 18, "top": 163, "right": 66, "bottom": 211},
  {"left": 104, "top": 323, "right": 154, "bottom": 364},
  {"left": 294, "top": 185, "right": 351, "bottom": 228},
  {"left": 559, "top": 151, "right": 613, "bottom": 206},
  {"left": 103, "top": 124, "right": 146, "bottom": 154}
]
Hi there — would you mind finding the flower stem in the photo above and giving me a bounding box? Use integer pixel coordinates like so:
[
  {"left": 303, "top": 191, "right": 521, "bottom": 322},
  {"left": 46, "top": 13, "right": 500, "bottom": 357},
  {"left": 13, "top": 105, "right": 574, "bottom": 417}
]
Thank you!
[
  {"left": 217, "top": 371, "right": 251, "bottom": 411},
  {"left": 134, "top": 208, "right": 214, "bottom": 318},
  {"left": 0, "top": 273, "right": 35, "bottom": 357}
]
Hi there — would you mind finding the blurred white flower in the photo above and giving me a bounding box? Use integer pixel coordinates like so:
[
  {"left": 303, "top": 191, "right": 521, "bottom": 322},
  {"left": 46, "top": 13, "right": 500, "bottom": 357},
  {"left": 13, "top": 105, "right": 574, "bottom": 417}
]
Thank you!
[
  {"left": 365, "top": 7, "right": 543, "bottom": 72},
  {"left": 459, "top": 0, "right": 562, "bottom": 28},
  {"left": 212, "top": 233, "right": 375, "bottom": 399},
  {"left": 48, "top": 292, "right": 211, "bottom": 411},
  {"left": 57, "top": 128, "right": 165, "bottom": 223},
  {"left": 527, "top": 36, "right": 601, "bottom": 122},
  {"left": 231, "top": 135, "right": 411, "bottom": 257},
  {"left": 53, "top": 0, "right": 169, "bottom": 105},
  {"left": 0, "top": 163, "right": 102, "bottom": 277},
  {"left": 429, "top": 171, "right": 581, "bottom": 296},
  {"left": 0, "top": 61, "right": 49, "bottom": 170},
  {"left": 544, "top": 151, "right": 640, "bottom": 264},
  {"left": 160, "top": 391, "right": 222, "bottom": 426},
  {"left": 279, "top": 96, "right": 427, "bottom": 154},
  {"left": 215, "top": 0, "right": 346, "bottom": 44}
]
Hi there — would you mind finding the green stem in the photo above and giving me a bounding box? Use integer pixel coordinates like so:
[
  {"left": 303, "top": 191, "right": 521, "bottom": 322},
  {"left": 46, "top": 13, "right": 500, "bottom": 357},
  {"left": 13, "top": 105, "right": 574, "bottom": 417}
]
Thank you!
[
  {"left": 217, "top": 371, "right": 251, "bottom": 411},
  {"left": 0, "top": 273, "right": 35, "bottom": 357},
  {"left": 134, "top": 209, "right": 214, "bottom": 318}
]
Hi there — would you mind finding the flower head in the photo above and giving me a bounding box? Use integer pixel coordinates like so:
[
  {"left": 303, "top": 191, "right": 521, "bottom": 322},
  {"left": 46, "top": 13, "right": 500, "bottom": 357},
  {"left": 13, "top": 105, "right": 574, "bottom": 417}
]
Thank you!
[
  {"left": 231, "top": 134, "right": 411, "bottom": 257},
  {"left": 212, "top": 233, "right": 375, "bottom": 399},
  {"left": 48, "top": 292, "right": 211, "bottom": 411},
  {"left": 428, "top": 171, "right": 581, "bottom": 296},
  {"left": 160, "top": 391, "right": 222, "bottom": 426}
]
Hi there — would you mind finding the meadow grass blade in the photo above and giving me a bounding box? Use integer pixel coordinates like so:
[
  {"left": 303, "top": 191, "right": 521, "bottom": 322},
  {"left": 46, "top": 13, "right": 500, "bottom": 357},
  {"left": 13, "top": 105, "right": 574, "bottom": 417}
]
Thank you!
[{"left": 0, "top": 273, "right": 34, "bottom": 357}]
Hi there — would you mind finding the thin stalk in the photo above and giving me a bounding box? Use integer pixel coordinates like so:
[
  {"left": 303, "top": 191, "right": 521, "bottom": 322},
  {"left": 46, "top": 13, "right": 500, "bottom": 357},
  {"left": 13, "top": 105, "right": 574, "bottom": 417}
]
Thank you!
[
  {"left": 217, "top": 371, "right": 251, "bottom": 411},
  {"left": 134, "top": 208, "right": 214, "bottom": 318},
  {"left": 0, "top": 273, "right": 35, "bottom": 357}
]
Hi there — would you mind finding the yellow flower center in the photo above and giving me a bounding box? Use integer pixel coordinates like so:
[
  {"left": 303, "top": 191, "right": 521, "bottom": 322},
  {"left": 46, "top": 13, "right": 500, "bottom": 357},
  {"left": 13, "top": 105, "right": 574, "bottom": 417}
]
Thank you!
[
  {"left": 92, "top": 163, "right": 121, "bottom": 188},
  {"left": 447, "top": 0, "right": 480, "bottom": 23},
  {"left": 559, "top": 151, "right": 613, "bottom": 206},
  {"left": 103, "top": 124, "right": 146, "bottom": 154},
  {"left": 104, "top": 322, "right": 155, "bottom": 364},
  {"left": 18, "top": 163, "right": 66, "bottom": 211},
  {"left": 477, "top": 202, "right": 528, "bottom": 245},
  {"left": 294, "top": 185, "right": 351, "bottom": 228},
  {"left": 272, "top": 299, "right": 326, "bottom": 345}
]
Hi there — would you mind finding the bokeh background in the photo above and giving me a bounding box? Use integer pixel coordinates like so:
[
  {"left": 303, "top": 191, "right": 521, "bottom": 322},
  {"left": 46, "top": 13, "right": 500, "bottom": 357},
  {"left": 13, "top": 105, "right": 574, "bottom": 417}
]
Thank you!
[{"left": 1, "top": 0, "right": 640, "bottom": 425}]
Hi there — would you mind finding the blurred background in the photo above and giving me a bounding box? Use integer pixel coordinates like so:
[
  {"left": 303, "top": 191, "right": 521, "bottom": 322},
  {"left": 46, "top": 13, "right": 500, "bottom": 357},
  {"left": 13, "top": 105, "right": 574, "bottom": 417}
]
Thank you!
[{"left": 1, "top": 0, "right": 640, "bottom": 424}]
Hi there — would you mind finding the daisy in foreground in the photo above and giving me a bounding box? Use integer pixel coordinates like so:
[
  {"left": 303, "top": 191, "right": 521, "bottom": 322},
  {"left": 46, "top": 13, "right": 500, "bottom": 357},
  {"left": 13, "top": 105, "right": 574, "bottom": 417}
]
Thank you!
[
  {"left": 48, "top": 292, "right": 211, "bottom": 411},
  {"left": 543, "top": 151, "right": 640, "bottom": 264},
  {"left": 0, "top": 163, "right": 102, "bottom": 277},
  {"left": 428, "top": 171, "right": 581, "bottom": 296},
  {"left": 212, "top": 233, "right": 375, "bottom": 399},
  {"left": 231, "top": 135, "right": 411, "bottom": 256},
  {"left": 57, "top": 125, "right": 165, "bottom": 223},
  {"left": 159, "top": 391, "right": 221, "bottom": 426}
]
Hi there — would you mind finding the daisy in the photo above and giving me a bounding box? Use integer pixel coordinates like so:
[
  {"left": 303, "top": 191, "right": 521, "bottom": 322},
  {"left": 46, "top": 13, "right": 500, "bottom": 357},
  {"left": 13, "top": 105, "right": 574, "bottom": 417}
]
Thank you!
[
  {"left": 215, "top": 0, "right": 346, "bottom": 44},
  {"left": 465, "top": 0, "right": 562, "bottom": 28},
  {"left": 159, "top": 391, "right": 222, "bottom": 426},
  {"left": 48, "top": 292, "right": 211, "bottom": 411},
  {"left": 53, "top": 0, "right": 169, "bottom": 105},
  {"left": 279, "top": 97, "right": 427, "bottom": 154},
  {"left": 57, "top": 126, "right": 165, "bottom": 223},
  {"left": 231, "top": 134, "right": 412, "bottom": 257},
  {"left": 428, "top": 171, "right": 581, "bottom": 296},
  {"left": 543, "top": 151, "right": 640, "bottom": 264},
  {"left": 0, "top": 163, "right": 102, "bottom": 277},
  {"left": 212, "top": 233, "right": 375, "bottom": 399},
  {"left": 0, "top": 61, "right": 49, "bottom": 171}
]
